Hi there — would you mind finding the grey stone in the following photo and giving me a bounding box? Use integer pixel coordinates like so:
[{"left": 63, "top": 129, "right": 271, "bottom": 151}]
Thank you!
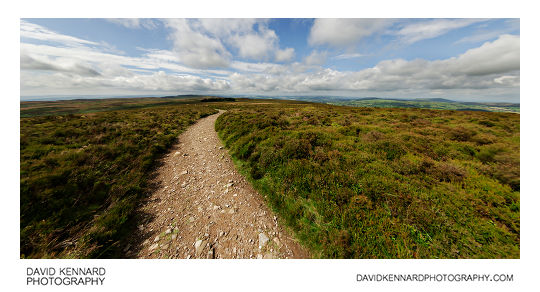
[
  {"left": 195, "top": 239, "right": 206, "bottom": 257},
  {"left": 259, "top": 233, "right": 269, "bottom": 248},
  {"left": 273, "top": 237, "right": 282, "bottom": 247},
  {"left": 149, "top": 243, "right": 159, "bottom": 251}
]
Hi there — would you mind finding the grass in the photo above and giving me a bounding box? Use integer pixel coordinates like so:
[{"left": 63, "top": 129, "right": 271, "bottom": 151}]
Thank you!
[
  {"left": 20, "top": 102, "right": 217, "bottom": 258},
  {"left": 215, "top": 102, "right": 519, "bottom": 258}
]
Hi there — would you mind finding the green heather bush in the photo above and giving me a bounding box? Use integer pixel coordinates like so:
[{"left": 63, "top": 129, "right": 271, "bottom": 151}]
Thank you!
[
  {"left": 216, "top": 104, "right": 519, "bottom": 258},
  {"left": 20, "top": 104, "right": 216, "bottom": 258}
]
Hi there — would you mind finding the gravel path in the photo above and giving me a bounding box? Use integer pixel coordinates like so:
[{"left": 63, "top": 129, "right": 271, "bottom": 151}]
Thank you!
[{"left": 127, "top": 110, "right": 308, "bottom": 259}]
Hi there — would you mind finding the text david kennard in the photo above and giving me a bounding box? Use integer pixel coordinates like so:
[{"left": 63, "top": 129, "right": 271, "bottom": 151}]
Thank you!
[{"left": 27, "top": 267, "right": 106, "bottom": 286}]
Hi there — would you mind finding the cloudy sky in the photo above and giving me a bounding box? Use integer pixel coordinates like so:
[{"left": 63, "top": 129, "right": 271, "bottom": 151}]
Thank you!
[{"left": 20, "top": 18, "right": 520, "bottom": 102}]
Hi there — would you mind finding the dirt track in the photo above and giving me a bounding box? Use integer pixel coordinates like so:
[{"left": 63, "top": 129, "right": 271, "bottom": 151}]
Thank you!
[{"left": 126, "top": 110, "right": 308, "bottom": 259}]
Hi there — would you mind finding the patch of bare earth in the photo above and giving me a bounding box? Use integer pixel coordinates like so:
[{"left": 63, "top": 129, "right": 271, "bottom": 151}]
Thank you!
[{"left": 125, "top": 110, "right": 308, "bottom": 259}]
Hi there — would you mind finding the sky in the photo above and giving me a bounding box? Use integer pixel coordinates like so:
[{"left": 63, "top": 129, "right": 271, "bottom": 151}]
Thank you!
[{"left": 20, "top": 18, "right": 520, "bottom": 102}]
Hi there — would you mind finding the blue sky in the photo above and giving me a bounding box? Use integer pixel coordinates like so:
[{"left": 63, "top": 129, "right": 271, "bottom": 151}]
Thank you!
[{"left": 20, "top": 18, "right": 520, "bottom": 102}]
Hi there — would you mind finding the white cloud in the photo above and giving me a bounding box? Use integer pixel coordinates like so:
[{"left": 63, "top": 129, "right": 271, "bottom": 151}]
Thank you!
[
  {"left": 164, "top": 19, "right": 291, "bottom": 66},
  {"left": 275, "top": 47, "right": 295, "bottom": 62},
  {"left": 304, "top": 51, "right": 327, "bottom": 66},
  {"left": 107, "top": 18, "right": 158, "bottom": 30},
  {"left": 455, "top": 19, "right": 519, "bottom": 44},
  {"left": 224, "top": 34, "right": 519, "bottom": 96},
  {"left": 20, "top": 20, "right": 98, "bottom": 46},
  {"left": 451, "top": 34, "right": 520, "bottom": 76},
  {"left": 21, "top": 52, "right": 101, "bottom": 76},
  {"left": 165, "top": 19, "right": 231, "bottom": 69},
  {"left": 333, "top": 53, "right": 366, "bottom": 60},
  {"left": 309, "top": 19, "right": 392, "bottom": 47},
  {"left": 396, "top": 19, "right": 487, "bottom": 44},
  {"left": 229, "top": 27, "right": 278, "bottom": 60},
  {"left": 196, "top": 19, "right": 257, "bottom": 37}
]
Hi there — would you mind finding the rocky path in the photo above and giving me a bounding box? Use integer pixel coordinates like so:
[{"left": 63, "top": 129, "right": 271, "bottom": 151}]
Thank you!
[{"left": 126, "top": 110, "right": 308, "bottom": 259}]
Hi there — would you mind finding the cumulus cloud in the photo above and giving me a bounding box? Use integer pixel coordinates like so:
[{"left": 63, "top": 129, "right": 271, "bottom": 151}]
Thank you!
[
  {"left": 275, "top": 48, "right": 295, "bottom": 62},
  {"left": 165, "top": 19, "right": 231, "bottom": 69},
  {"left": 228, "top": 26, "right": 278, "bottom": 60},
  {"left": 450, "top": 34, "right": 519, "bottom": 76},
  {"left": 304, "top": 50, "right": 327, "bottom": 66},
  {"left": 164, "top": 19, "right": 293, "bottom": 66},
  {"left": 309, "top": 19, "right": 392, "bottom": 47},
  {"left": 225, "top": 34, "right": 520, "bottom": 95}
]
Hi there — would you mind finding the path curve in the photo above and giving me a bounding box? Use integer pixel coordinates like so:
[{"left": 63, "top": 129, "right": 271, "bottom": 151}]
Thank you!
[{"left": 127, "top": 110, "right": 308, "bottom": 259}]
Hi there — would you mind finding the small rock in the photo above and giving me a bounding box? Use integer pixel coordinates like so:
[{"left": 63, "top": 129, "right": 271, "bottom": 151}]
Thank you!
[
  {"left": 165, "top": 228, "right": 172, "bottom": 234},
  {"left": 171, "top": 234, "right": 177, "bottom": 240},
  {"left": 233, "top": 194, "right": 237, "bottom": 197},
  {"left": 181, "top": 170, "right": 188, "bottom": 175},
  {"left": 225, "top": 183, "right": 234, "bottom": 188},
  {"left": 213, "top": 205, "right": 220, "bottom": 210},
  {"left": 138, "top": 224, "right": 144, "bottom": 231},
  {"left": 259, "top": 233, "right": 269, "bottom": 248},
  {"left": 154, "top": 236, "right": 160, "bottom": 242},
  {"left": 219, "top": 231, "right": 224, "bottom": 237},
  {"left": 195, "top": 240, "right": 207, "bottom": 257},
  {"left": 219, "top": 146, "right": 223, "bottom": 150},
  {"left": 149, "top": 243, "right": 159, "bottom": 251},
  {"left": 174, "top": 151, "right": 181, "bottom": 156},
  {"left": 143, "top": 239, "right": 149, "bottom": 245},
  {"left": 257, "top": 254, "right": 263, "bottom": 259}
]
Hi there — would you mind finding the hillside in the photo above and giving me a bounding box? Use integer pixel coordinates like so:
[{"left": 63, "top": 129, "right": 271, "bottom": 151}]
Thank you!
[
  {"left": 20, "top": 98, "right": 519, "bottom": 258},
  {"left": 20, "top": 102, "right": 217, "bottom": 258},
  {"left": 324, "top": 98, "right": 520, "bottom": 113},
  {"left": 215, "top": 102, "right": 520, "bottom": 258}
]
